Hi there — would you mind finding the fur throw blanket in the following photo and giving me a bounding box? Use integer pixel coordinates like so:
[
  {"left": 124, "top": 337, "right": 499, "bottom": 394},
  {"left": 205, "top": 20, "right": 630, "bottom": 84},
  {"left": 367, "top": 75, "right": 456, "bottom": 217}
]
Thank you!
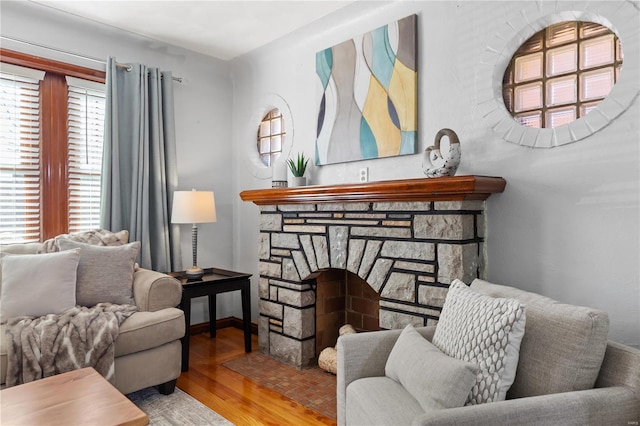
[
  {"left": 5, "top": 303, "right": 136, "bottom": 387},
  {"left": 38, "top": 228, "right": 129, "bottom": 254}
]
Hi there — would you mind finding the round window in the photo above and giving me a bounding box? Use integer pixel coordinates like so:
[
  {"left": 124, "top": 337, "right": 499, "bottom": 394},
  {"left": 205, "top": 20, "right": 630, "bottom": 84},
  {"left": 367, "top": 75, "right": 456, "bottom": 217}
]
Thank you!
[
  {"left": 502, "top": 21, "right": 622, "bottom": 129},
  {"left": 257, "top": 108, "right": 285, "bottom": 167}
]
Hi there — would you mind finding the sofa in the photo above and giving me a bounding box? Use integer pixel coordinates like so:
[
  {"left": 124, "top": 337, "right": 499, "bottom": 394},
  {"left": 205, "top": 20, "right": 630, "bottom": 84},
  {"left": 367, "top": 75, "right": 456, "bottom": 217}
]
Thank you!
[
  {"left": 0, "top": 239, "right": 185, "bottom": 395},
  {"left": 338, "top": 279, "right": 640, "bottom": 426}
]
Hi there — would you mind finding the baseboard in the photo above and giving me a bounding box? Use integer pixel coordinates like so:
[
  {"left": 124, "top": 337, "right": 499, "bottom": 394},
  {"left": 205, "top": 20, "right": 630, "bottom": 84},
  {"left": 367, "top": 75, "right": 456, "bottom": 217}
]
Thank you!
[{"left": 189, "top": 316, "right": 258, "bottom": 336}]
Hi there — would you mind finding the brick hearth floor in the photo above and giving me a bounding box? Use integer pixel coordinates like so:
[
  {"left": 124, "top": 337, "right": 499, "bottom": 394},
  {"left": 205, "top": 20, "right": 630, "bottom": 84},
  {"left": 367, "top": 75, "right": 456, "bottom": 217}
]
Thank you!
[{"left": 223, "top": 352, "right": 337, "bottom": 419}]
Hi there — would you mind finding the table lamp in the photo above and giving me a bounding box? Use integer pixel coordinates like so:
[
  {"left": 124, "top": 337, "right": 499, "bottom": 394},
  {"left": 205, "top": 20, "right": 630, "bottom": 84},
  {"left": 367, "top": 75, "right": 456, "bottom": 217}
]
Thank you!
[{"left": 171, "top": 189, "right": 217, "bottom": 279}]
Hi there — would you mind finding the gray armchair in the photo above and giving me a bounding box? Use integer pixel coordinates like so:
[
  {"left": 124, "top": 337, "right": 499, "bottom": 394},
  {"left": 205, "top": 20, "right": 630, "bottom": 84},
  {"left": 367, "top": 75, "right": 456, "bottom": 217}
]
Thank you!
[{"left": 337, "top": 280, "right": 640, "bottom": 426}]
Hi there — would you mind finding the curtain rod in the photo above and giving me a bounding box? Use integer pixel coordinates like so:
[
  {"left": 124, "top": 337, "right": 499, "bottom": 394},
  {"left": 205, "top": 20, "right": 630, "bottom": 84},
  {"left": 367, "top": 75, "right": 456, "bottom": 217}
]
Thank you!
[{"left": 1, "top": 35, "right": 183, "bottom": 83}]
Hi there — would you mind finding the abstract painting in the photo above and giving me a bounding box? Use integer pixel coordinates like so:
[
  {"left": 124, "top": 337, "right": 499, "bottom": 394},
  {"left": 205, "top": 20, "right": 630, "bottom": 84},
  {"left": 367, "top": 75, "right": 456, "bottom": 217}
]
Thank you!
[{"left": 315, "top": 14, "right": 417, "bottom": 165}]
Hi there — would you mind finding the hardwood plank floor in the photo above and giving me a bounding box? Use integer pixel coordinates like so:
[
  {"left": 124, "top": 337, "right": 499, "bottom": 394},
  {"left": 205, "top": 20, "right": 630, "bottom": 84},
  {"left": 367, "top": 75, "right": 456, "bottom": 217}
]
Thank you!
[{"left": 177, "top": 328, "right": 337, "bottom": 426}]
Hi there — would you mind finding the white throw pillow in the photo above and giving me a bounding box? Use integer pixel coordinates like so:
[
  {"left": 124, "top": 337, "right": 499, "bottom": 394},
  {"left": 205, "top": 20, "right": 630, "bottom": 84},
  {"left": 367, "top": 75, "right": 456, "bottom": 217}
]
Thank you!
[
  {"left": 385, "top": 324, "right": 479, "bottom": 411},
  {"left": 432, "top": 280, "right": 526, "bottom": 405},
  {"left": 0, "top": 249, "right": 81, "bottom": 322}
]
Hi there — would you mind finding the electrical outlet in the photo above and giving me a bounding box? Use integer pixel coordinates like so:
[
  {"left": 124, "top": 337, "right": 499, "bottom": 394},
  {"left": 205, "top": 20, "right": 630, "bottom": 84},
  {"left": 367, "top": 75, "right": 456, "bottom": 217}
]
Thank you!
[{"left": 359, "top": 167, "right": 368, "bottom": 183}]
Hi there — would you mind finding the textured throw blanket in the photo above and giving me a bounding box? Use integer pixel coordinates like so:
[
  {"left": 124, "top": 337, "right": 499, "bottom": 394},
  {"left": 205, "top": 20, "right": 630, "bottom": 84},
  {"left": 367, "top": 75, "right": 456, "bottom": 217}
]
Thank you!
[
  {"left": 38, "top": 228, "right": 128, "bottom": 254},
  {"left": 5, "top": 303, "right": 136, "bottom": 387}
]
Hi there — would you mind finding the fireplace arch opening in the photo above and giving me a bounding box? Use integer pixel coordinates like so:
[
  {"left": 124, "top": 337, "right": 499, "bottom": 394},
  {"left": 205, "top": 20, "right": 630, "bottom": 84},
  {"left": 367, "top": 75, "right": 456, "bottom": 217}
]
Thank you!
[{"left": 312, "top": 268, "right": 380, "bottom": 357}]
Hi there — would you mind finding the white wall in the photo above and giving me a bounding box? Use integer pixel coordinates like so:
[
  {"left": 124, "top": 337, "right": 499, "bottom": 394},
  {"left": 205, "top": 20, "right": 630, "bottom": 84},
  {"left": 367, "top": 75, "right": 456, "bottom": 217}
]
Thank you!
[
  {"left": 231, "top": 1, "right": 639, "bottom": 346},
  {"left": 1, "top": 1, "right": 236, "bottom": 324}
]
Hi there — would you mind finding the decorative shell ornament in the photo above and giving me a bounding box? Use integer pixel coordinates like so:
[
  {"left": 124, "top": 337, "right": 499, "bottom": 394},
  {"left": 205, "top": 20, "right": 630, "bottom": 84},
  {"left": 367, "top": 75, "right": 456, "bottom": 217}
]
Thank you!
[{"left": 422, "top": 128, "right": 461, "bottom": 178}]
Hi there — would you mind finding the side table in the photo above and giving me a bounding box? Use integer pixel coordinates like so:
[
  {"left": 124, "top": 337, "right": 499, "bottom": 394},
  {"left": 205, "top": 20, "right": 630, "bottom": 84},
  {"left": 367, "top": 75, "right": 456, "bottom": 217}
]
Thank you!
[{"left": 170, "top": 267, "right": 252, "bottom": 372}]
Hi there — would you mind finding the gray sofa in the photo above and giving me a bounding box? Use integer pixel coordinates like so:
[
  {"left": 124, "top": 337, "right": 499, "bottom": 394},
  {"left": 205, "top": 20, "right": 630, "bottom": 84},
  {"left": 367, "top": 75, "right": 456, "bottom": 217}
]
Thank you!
[
  {"left": 1, "top": 241, "right": 185, "bottom": 395},
  {"left": 338, "top": 279, "right": 640, "bottom": 426}
]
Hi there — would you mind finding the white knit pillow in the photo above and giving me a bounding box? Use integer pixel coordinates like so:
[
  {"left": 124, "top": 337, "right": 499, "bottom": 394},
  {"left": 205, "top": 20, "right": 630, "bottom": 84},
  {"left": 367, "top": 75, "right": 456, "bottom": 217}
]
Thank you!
[{"left": 432, "top": 280, "right": 526, "bottom": 405}]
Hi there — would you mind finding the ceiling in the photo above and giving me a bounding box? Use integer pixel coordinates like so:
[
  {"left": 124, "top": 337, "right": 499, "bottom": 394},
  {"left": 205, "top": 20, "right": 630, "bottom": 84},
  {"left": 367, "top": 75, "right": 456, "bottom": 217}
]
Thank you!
[{"left": 30, "top": 1, "right": 354, "bottom": 60}]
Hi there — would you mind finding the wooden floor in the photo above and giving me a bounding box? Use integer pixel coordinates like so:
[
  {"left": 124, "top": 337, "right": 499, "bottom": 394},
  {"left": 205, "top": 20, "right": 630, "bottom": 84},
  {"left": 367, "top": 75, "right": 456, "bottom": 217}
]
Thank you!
[{"left": 177, "top": 328, "right": 336, "bottom": 426}]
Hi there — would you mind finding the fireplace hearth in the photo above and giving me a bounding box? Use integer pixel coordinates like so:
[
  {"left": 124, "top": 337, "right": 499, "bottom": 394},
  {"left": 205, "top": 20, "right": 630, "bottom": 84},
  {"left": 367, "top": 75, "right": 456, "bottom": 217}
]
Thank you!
[{"left": 241, "top": 176, "right": 506, "bottom": 368}]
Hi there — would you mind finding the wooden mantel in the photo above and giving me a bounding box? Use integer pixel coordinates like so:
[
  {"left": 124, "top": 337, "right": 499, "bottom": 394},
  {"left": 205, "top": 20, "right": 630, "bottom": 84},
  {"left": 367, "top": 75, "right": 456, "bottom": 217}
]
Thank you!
[{"left": 240, "top": 175, "right": 506, "bottom": 205}]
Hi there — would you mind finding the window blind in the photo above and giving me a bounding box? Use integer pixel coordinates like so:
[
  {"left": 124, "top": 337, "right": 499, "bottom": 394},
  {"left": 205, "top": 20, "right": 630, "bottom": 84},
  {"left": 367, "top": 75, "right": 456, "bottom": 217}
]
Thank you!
[
  {"left": 66, "top": 77, "right": 105, "bottom": 234},
  {"left": 0, "top": 71, "right": 41, "bottom": 244}
]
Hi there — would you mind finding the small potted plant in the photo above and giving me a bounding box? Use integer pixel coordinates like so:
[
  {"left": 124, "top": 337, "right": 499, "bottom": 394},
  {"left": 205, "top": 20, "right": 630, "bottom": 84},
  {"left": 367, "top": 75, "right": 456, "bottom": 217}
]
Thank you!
[{"left": 287, "top": 152, "right": 309, "bottom": 187}]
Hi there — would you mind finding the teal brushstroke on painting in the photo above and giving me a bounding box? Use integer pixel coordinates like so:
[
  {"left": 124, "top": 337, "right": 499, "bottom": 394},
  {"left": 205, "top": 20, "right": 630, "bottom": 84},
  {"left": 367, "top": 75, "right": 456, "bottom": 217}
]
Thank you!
[
  {"left": 371, "top": 25, "right": 395, "bottom": 89},
  {"left": 400, "top": 131, "right": 417, "bottom": 155},
  {"left": 316, "top": 49, "right": 333, "bottom": 91},
  {"left": 360, "top": 118, "right": 378, "bottom": 159}
]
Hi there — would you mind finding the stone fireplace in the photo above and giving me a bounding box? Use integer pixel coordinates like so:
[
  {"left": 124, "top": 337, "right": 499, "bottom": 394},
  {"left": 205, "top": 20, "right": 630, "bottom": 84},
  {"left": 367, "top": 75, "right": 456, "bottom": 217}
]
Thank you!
[{"left": 240, "top": 176, "right": 506, "bottom": 368}]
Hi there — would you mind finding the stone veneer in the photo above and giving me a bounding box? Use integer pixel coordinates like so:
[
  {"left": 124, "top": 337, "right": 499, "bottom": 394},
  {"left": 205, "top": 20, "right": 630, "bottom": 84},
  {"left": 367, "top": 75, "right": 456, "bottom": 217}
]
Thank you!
[{"left": 258, "top": 200, "right": 485, "bottom": 368}]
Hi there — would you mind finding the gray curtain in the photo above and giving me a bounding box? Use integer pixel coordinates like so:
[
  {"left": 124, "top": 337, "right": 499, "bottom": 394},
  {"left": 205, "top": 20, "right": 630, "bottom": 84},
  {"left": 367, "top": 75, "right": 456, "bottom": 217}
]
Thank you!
[{"left": 101, "top": 57, "right": 181, "bottom": 273}]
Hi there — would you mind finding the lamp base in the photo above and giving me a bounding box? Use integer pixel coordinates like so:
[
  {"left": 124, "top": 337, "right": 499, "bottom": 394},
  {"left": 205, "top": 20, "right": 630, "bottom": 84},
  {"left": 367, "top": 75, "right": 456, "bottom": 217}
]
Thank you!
[{"left": 185, "top": 266, "right": 204, "bottom": 280}]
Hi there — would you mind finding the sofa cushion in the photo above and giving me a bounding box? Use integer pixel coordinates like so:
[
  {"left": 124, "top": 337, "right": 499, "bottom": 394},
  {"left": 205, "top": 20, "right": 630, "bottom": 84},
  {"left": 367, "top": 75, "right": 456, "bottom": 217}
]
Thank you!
[
  {"left": 115, "top": 308, "right": 185, "bottom": 357},
  {"left": 57, "top": 239, "right": 139, "bottom": 307},
  {"left": 0, "top": 242, "right": 43, "bottom": 255},
  {"left": 346, "top": 376, "right": 425, "bottom": 426},
  {"left": 386, "top": 324, "right": 479, "bottom": 411},
  {"left": 470, "top": 279, "right": 610, "bottom": 399},
  {"left": 433, "top": 280, "right": 526, "bottom": 405},
  {"left": 0, "top": 249, "right": 81, "bottom": 322}
]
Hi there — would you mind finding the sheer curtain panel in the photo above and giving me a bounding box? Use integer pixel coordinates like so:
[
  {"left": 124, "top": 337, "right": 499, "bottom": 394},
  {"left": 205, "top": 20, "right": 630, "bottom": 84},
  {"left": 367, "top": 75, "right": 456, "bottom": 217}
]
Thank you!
[{"left": 101, "top": 57, "right": 181, "bottom": 272}]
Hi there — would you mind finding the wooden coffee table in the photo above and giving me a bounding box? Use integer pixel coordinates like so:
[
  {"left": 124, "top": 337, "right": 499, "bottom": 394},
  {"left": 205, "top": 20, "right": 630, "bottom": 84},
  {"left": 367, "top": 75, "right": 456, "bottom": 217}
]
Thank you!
[{"left": 0, "top": 367, "right": 148, "bottom": 425}]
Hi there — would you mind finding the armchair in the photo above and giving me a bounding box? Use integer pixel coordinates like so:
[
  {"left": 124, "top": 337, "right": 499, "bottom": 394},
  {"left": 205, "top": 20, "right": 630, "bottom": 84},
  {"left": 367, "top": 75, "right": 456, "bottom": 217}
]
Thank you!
[{"left": 337, "top": 279, "right": 640, "bottom": 426}]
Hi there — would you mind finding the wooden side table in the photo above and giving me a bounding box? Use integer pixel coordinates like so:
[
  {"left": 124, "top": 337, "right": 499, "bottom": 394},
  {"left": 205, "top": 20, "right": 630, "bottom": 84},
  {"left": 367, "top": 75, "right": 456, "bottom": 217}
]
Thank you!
[{"left": 170, "top": 267, "right": 252, "bottom": 371}]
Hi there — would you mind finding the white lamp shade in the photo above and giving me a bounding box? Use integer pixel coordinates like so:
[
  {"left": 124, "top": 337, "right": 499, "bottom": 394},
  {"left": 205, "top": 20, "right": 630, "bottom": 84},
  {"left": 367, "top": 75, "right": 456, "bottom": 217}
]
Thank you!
[{"left": 171, "top": 190, "right": 217, "bottom": 224}]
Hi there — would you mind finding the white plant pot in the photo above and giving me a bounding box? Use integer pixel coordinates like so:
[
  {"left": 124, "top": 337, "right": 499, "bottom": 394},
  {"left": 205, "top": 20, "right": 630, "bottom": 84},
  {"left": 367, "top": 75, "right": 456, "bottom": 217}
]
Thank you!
[{"left": 292, "top": 176, "right": 306, "bottom": 187}]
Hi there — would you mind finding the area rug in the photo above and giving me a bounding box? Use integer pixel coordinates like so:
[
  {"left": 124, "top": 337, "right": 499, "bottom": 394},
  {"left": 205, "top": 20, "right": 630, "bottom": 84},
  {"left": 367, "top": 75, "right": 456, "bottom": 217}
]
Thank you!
[
  {"left": 127, "top": 387, "right": 233, "bottom": 426},
  {"left": 222, "top": 352, "right": 337, "bottom": 420}
]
